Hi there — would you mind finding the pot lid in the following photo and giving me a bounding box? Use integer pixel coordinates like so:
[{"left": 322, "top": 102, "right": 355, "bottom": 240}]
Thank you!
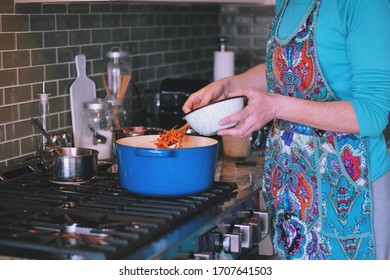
[
  {"left": 83, "top": 100, "right": 111, "bottom": 110},
  {"left": 106, "top": 47, "right": 129, "bottom": 59},
  {"left": 106, "top": 98, "right": 123, "bottom": 106}
]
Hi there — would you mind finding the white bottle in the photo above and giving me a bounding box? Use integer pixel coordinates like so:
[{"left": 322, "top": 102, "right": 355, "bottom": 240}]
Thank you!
[{"left": 213, "top": 37, "right": 235, "bottom": 81}]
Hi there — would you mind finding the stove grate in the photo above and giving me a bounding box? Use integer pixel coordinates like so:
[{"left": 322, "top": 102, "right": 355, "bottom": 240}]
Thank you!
[{"left": 0, "top": 171, "right": 237, "bottom": 259}]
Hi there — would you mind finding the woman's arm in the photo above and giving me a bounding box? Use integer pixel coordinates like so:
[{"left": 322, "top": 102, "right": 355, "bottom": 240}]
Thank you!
[
  {"left": 272, "top": 95, "right": 359, "bottom": 134},
  {"left": 227, "top": 63, "right": 268, "bottom": 92},
  {"left": 218, "top": 1, "right": 390, "bottom": 138},
  {"left": 218, "top": 88, "right": 359, "bottom": 137},
  {"left": 185, "top": 62, "right": 359, "bottom": 137}
]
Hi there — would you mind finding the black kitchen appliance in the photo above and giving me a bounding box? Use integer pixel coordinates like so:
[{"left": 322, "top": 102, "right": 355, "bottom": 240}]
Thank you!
[
  {"left": 159, "top": 78, "right": 209, "bottom": 130},
  {"left": 0, "top": 160, "right": 269, "bottom": 260}
]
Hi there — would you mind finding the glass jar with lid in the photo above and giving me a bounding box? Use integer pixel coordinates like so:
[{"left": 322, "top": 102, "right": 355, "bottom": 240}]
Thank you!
[
  {"left": 106, "top": 97, "right": 127, "bottom": 129},
  {"left": 80, "top": 99, "right": 113, "bottom": 161},
  {"left": 105, "top": 47, "right": 131, "bottom": 100}
]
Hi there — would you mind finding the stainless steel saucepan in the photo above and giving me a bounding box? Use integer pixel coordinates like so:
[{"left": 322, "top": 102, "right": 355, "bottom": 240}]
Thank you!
[{"left": 42, "top": 147, "right": 99, "bottom": 184}]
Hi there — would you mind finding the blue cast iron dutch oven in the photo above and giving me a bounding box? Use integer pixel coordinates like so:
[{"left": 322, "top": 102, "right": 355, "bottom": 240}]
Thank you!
[{"left": 115, "top": 135, "right": 219, "bottom": 196}]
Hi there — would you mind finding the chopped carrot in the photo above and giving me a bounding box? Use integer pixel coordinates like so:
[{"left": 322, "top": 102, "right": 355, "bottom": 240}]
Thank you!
[{"left": 153, "top": 125, "right": 185, "bottom": 148}]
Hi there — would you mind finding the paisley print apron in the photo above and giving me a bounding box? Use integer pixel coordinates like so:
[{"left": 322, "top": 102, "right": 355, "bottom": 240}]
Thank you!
[{"left": 263, "top": 0, "right": 375, "bottom": 259}]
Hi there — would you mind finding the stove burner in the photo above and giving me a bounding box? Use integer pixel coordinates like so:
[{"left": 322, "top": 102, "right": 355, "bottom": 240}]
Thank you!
[{"left": 0, "top": 170, "right": 237, "bottom": 259}]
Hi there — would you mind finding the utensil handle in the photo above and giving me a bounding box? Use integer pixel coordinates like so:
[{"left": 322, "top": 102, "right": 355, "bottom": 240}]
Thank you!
[
  {"left": 136, "top": 149, "right": 173, "bottom": 158},
  {"left": 75, "top": 54, "right": 87, "bottom": 77},
  {"left": 30, "top": 118, "right": 62, "bottom": 156}
]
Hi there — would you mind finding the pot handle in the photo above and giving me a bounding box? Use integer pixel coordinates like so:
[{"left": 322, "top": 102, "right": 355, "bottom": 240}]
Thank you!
[{"left": 136, "top": 149, "right": 174, "bottom": 158}]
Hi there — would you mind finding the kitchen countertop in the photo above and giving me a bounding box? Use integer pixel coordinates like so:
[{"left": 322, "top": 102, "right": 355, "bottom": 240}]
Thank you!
[{"left": 216, "top": 147, "right": 265, "bottom": 192}]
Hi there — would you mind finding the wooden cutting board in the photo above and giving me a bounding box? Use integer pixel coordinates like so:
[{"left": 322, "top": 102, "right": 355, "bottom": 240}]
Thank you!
[{"left": 69, "top": 54, "right": 96, "bottom": 147}]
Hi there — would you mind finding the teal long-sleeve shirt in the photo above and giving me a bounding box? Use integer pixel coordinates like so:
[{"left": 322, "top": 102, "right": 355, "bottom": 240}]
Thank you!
[{"left": 273, "top": 0, "right": 390, "bottom": 181}]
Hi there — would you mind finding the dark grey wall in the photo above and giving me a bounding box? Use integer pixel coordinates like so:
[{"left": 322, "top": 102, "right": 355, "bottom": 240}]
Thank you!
[{"left": 0, "top": 2, "right": 275, "bottom": 168}]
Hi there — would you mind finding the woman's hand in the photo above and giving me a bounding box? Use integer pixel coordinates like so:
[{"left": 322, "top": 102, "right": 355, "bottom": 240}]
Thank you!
[
  {"left": 182, "top": 78, "right": 229, "bottom": 114},
  {"left": 182, "top": 63, "right": 271, "bottom": 137},
  {"left": 218, "top": 88, "right": 276, "bottom": 137},
  {"left": 183, "top": 64, "right": 268, "bottom": 114}
]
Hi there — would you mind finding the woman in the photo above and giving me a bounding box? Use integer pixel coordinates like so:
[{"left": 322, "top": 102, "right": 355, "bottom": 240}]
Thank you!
[{"left": 183, "top": 0, "right": 390, "bottom": 260}]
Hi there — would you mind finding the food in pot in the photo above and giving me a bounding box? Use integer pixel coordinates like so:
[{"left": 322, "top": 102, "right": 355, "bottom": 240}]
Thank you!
[
  {"left": 120, "top": 126, "right": 162, "bottom": 135},
  {"left": 114, "top": 126, "right": 165, "bottom": 141},
  {"left": 153, "top": 125, "right": 185, "bottom": 148},
  {"left": 122, "top": 126, "right": 148, "bottom": 135}
]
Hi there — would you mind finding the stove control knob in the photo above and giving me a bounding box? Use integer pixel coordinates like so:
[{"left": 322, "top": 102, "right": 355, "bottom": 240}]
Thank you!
[
  {"left": 254, "top": 211, "right": 270, "bottom": 234},
  {"left": 237, "top": 210, "right": 269, "bottom": 244},
  {"left": 236, "top": 210, "right": 269, "bottom": 234},
  {"left": 222, "top": 226, "right": 241, "bottom": 253},
  {"left": 193, "top": 252, "right": 213, "bottom": 260},
  {"left": 235, "top": 224, "right": 252, "bottom": 248},
  {"left": 200, "top": 231, "right": 223, "bottom": 253}
]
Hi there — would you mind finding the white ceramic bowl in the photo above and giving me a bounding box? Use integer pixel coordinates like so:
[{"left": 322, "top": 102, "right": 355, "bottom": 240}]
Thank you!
[{"left": 184, "top": 96, "right": 245, "bottom": 136}]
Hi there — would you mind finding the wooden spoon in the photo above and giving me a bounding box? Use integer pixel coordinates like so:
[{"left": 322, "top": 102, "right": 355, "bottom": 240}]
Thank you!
[
  {"left": 168, "top": 123, "right": 190, "bottom": 145},
  {"left": 154, "top": 122, "right": 190, "bottom": 148},
  {"left": 167, "top": 123, "right": 190, "bottom": 148},
  {"left": 176, "top": 122, "right": 190, "bottom": 135}
]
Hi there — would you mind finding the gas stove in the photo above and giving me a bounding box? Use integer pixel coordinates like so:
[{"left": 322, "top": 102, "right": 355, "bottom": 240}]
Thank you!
[{"left": 0, "top": 161, "right": 268, "bottom": 260}]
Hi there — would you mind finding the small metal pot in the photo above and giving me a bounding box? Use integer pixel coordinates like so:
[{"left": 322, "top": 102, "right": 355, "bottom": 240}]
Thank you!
[{"left": 42, "top": 147, "right": 99, "bottom": 184}]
